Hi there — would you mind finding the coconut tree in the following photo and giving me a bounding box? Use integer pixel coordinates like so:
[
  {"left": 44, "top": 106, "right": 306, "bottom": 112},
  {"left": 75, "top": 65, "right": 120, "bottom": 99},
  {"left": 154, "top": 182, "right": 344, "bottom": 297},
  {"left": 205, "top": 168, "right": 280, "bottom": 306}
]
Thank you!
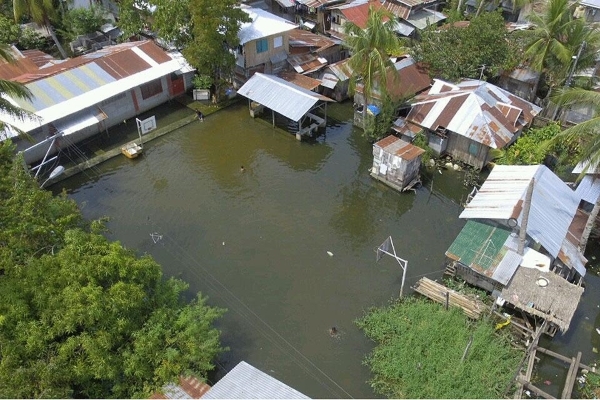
[
  {"left": 13, "top": 0, "right": 68, "bottom": 59},
  {"left": 551, "top": 87, "right": 600, "bottom": 251},
  {"left": 343, "top": 5, "right": 404, "bottom": 120},
  {"left": 523, "top": 0, "right": 599, "bottom": 102},
  {"left": 0, "top": 44, "right": 33, "bottom": 139}
]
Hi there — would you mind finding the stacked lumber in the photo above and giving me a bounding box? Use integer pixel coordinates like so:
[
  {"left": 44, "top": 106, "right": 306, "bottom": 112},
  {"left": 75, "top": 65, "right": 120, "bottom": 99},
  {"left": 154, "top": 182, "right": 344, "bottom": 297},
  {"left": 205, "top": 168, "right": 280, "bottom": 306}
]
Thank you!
[{"left": 413, "top": 277, "right": 487, "bottom": 319}]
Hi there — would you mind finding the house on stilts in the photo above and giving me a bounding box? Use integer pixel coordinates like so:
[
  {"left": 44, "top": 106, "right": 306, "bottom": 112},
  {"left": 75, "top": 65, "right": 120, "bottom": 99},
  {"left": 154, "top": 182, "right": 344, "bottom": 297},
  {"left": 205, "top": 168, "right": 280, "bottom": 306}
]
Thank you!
[
  {"left": 445, "top": 164, "right": 588, "bottom": 336},
  {"left": 237, "top": 72, "right": 334, "bottom": 140}
]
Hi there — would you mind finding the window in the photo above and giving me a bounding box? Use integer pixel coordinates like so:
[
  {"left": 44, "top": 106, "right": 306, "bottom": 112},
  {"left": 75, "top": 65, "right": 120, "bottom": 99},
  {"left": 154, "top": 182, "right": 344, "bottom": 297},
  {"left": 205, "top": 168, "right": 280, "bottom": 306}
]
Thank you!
[
  {"left": 140, "top": 79, "right": 163, "bottom": 100},
  {"left": 256, "top": 38, "right": 268, "bottom": 53},
  {"left": 273, "top": 36, "right": 283, "bottom": 48},
  {"left": 469, "top": 142, "right": 479, "bottom": 156}
]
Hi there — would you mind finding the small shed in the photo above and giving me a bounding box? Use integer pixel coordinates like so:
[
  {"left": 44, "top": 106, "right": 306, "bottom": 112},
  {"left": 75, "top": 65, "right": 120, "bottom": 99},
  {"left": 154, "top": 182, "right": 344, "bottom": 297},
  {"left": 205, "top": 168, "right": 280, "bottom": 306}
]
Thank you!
[{"left": 371, "top": 135, "right": 424, "bottom": 192}]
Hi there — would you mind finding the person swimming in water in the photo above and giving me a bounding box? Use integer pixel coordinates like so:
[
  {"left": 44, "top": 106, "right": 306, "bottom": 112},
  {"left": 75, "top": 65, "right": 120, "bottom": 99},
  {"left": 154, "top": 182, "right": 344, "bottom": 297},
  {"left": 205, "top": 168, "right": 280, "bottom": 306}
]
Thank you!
[
  {"left": 240, "top": 165, "right": 245, "bottom": 173},
  {"left": 329, "top": 326, "right": 338, "bottom": 336}
]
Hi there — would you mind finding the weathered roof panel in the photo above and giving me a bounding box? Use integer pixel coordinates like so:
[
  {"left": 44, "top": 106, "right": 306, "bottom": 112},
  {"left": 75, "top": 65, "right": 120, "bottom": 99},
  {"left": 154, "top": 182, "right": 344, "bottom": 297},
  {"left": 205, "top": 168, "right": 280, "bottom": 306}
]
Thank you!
[
  {"left": 239, "top": 7, "right": 298, "bottom": 45},
  {"left": 1, "top": 41, "right": 182, "bottom": 135},
  {"left": 460, "top": 165, "right": 585, "bottom": 274},
  {"left": 406, "top": 79, "right": 541, "bottom": 148},
  {"left": 575, "top": 175, "right": 600, "bottom": 204},
  {"left": 237, "top": 73, "right": 332, "bottom": 122},
  {"left": 202, "top": 361, "right": 310, "bottom": 399}
]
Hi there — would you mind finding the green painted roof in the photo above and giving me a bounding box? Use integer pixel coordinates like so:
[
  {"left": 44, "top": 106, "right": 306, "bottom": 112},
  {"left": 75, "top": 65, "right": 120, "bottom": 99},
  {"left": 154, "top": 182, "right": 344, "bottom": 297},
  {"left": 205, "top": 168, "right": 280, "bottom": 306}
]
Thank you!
[{"left": 446, "top": 220, "right": 511, "bottom": 274}]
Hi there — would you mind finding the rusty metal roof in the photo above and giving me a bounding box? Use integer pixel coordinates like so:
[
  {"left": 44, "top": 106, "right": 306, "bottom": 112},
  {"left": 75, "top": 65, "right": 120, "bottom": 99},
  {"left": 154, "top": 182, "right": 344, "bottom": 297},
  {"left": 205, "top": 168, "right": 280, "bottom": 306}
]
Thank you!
[
  {"left": 460, "top": 164, "right": 586, "bottom": 276},
  {"left": 288, "top": 29, "right": 337, "bottom": 53},
  {"left": 0, "top": 46, "right": 45, "bottom": 81},
  {"left": 278, "top": 71, "right": 322, "bottom": 91},
  {"left": 150, "top": 376, "right": 211, "bottom": 399},
  {"left": 287, "top": 53, "right": 328, "bottom": 74},
  {"left": 356, "top": 57, "right": 431, "bottom": 102},
  {"left": 202, "top": 361, "right": 310, "bottom": 399},
  {"left": 406, "top": 79, "right": 541, "bottom": 148},
  {"left": 324, "top": 58, "right": 353, "bottom": 81},
  {"left": 0, "top": 40, "right": 182, "bottom": 134},
  {"left": 374, "top": 135, "right": 425, "bottom": 160},
  {"left": 237, "top": 73, "right": 333, "bottom": 122},
  {"left": 337, "top": 1, "right": 385, "bottom": 29}
]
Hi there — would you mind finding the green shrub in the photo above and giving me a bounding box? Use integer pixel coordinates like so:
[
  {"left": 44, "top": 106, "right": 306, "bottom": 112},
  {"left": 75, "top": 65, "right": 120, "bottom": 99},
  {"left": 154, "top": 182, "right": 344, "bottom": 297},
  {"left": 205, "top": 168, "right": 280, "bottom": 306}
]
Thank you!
[{"left": 356, "top": 296, "right": 521, "bottom": 398}]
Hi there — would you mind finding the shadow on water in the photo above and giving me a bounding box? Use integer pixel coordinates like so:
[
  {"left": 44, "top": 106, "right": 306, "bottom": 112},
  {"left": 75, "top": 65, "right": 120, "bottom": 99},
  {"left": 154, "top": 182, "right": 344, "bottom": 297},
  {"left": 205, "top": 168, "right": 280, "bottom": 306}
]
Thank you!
[{"left": 53, "top": 100, "right": 599, "bottom": 399}]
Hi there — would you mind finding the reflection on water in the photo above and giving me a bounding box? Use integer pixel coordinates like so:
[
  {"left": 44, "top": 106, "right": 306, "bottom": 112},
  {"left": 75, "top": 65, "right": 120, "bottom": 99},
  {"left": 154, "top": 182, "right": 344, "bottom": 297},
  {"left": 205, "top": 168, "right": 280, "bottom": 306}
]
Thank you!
[{"left": 54, "top": 101, "right": 599, "bottom": 399}]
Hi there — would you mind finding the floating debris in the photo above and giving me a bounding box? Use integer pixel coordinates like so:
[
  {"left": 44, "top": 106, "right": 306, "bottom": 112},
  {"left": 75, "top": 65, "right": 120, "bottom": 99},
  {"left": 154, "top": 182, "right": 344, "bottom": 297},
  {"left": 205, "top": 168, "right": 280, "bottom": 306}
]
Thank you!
[
  {"left": 150, "top": 232, "right": 163, "bottom": 243},
  {"left": 327, "top": 251, "right": 333, "bottom": 257}
]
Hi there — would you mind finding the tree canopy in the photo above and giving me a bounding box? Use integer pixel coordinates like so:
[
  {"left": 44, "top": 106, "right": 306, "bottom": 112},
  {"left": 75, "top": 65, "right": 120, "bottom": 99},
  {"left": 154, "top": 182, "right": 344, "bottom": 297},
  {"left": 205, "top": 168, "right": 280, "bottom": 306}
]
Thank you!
[
  {"left": 356, "top": 296, "right": 521, "bottom": 398},
  {"left": 411, "top": 11, "right": 518, "bottom": 82},
  {"left": 117, "top": 0, "right": 250, "bottom": 100},
  {"left": 0, "top": 141, "right": 226, "bottom": 398}
]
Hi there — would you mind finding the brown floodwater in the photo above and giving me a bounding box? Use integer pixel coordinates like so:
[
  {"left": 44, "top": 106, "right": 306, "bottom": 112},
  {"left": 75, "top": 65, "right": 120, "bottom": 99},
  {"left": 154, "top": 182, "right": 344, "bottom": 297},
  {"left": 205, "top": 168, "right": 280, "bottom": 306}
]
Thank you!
[{"left": 53, "top": 100, "right": 600, "bottom": 398}]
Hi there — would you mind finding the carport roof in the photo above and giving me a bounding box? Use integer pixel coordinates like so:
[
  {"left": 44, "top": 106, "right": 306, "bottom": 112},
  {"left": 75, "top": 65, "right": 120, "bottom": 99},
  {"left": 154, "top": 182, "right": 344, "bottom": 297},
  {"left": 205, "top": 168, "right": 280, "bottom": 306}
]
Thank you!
[{"left": 237, "top": 73, "right": 333, "bottom": 122}]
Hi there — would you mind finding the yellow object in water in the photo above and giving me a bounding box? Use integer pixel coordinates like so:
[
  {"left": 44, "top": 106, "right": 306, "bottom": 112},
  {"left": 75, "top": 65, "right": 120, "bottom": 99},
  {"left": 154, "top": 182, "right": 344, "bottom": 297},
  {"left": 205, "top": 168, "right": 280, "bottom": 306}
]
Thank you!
[{"left": 495, "top": 317, "right": 511, "bottom": 330}]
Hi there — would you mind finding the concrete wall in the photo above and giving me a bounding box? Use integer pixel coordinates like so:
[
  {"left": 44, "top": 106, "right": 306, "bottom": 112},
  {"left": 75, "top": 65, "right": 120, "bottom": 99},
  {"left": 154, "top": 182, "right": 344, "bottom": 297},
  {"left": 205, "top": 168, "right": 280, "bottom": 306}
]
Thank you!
[{"left": 18, "top": 74, "right": 180, "bottom": 165}]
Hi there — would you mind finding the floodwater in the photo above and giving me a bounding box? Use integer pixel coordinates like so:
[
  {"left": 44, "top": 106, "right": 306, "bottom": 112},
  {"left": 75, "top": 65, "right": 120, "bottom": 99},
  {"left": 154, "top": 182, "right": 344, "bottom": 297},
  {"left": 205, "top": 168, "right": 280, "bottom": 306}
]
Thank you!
[{"left": 53, "top": 100, "right": 600, "bottom": 399}]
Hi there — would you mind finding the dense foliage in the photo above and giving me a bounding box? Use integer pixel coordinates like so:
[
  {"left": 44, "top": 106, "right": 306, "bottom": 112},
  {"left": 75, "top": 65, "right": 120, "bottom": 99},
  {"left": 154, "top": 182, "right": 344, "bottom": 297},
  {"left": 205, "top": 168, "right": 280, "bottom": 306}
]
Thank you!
[
  {"left": 117, "top": 0, "right": 250, "bottom": 101},
  {"left": 356, "top": 297, "right": 521, "bottom": 399},
  {"left": 60, "top": 5, "right": 109, "bottom": 41},
  {"left": 493, "top": 123, "right": 580, "bottom": 170},
  {"left": 0, "top": 141, "right": 226, "bottom": 398},
  {"left": 411, "top": 11, "right": 518, "bottom": 82}
]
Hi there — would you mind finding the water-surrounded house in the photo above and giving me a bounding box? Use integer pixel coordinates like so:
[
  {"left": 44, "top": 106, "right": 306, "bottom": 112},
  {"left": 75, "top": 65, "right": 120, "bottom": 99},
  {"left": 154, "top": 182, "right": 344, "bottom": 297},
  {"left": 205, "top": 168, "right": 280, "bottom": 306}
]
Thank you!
[
  {"left": 371, "top": 135, "right": 425, "bottom": 192},
  {"left": 237, "top": 72, "right": 334, "bottom": 140},
  {"left": 0, "top": 40, "right": 193, "bottom": 168},
  {"left": 446, "top": 164, "right": 588, "bottom": 335},
  {"left": 234, "top": 7, "right": 298, "bottom": 87},
  {"left": 353, "top": 56, "right": 431, "bottom": 128},
  {"left": 319, "top": 58, "right": 353, "bottom": 102},
  {"left": 397, "top": 79, "right": 542, "bottom": 169}
]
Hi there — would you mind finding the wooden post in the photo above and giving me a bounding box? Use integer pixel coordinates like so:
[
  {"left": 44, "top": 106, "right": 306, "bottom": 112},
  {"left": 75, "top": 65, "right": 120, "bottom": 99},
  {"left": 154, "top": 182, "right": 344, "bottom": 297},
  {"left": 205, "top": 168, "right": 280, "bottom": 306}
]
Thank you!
[
  {"left": 445, "top": 291, "right": 450, "bottom": 310},
  {"left": 562, "top": 352, "right": 582, "bottom": 399},
  {"left": 272, "top": 109, "right": 275, "bottom": 127}
]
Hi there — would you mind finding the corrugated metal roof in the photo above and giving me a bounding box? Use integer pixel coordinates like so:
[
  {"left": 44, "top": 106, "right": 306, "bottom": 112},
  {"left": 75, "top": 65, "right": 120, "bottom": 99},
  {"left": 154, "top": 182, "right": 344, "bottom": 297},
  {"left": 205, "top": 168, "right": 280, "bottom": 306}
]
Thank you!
[
  {"left": 374, "top": 135, "right": 424, "bottom": 160},
  {"left": 151, "top": 376, "right": 211, "bottom": 399},
  {"left": 405, "top": 8, "right": 447, "bottom": 29},
  {"left": 575, "top": 175, "right": 600, "bottom": 204},
  {"left": 239, "top": 7, "right": 298, "bottom": 45},
  {"left": 237, "top": 73, "right": 333, "bottom": 122},
  {"left": 460, "top": 165, "right": 586, "bottom": 274},
  {"left": 446, "top": 220, "right": 513, "bottom": 276},
  {"left": 287, "top": 53, "right": 328, "bottom": 74},
  {"left": 202, "top": 361, "right": 310, "bottom": 399},
  {"left": 580, "top": 0, "right": 600, "bottom": 8},
  {"left": 392, "top": 118, "right": 422, "bottom": 138},
  {"left": 406, "top": 79, "right": 541, "bottom": 148},
  {"left": 278, "top": 71, "right": 322, "bottom": 91},
  {"left": 394, "top": 20, "right": 416, "bottom": 36},
  {"left": 288, "top": 29, "right": 337, "bottom": 53},
  {"left": 324, "top": 59, "right": 353, "bottom": 81},
  {"left": 0, "top": 40, "right": 181, "bottom": 135},
  {"left": 274, "top": 0, "right": 295, "bottom": 7},
  {"left": 0, "top": 46, "right": 46, "bottom": 81},
  {"left": 492, "top": 249, "right": 521, "bottom": 285},
  {"left": 338, "top": 1, "right": 385, "bottom": 29}
]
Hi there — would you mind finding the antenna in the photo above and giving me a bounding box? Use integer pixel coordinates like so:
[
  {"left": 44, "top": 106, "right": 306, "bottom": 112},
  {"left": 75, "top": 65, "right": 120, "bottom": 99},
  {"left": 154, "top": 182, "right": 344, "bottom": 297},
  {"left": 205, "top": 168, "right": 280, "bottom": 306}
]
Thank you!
[{"left": 478, "top": 65, "right": 486, "bottom": 82}]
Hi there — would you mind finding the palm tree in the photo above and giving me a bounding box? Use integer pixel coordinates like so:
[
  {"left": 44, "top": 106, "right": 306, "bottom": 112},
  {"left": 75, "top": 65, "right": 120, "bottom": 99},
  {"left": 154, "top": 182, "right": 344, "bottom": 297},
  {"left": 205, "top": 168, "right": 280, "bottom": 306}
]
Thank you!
[
  {"left": 523, "top": 0, "right": 599, "bottom": 102},
  {"left": 0, "top": 44, "right": 33, "bottom": 139},
  {"left": 551, "top": 87, "right": 600, "bottom": 251},
  {"left": 13, "top": 0, "right": 68, "bottom": 59},
  {"left": 343, "top": 5, "right": 404, "bottom": 120}
]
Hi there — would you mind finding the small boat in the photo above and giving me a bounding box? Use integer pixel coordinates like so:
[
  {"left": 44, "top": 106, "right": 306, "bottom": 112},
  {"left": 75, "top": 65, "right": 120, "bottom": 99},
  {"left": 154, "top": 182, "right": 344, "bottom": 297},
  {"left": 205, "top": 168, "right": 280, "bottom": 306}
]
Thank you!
[{"left": 121, "top": 141, "right": 143, "bottom": 159}]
